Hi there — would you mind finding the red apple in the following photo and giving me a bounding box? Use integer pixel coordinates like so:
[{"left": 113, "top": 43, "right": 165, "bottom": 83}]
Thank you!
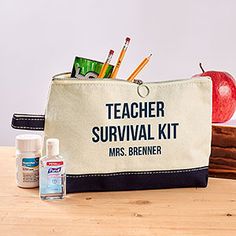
[{"left": 193, "top": 63, "right": 236, "bottom": 123}]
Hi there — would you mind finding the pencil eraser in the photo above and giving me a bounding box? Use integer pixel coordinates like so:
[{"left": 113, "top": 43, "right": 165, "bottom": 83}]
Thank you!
[
  {"left": 126, "top": 37, "right": 131, "bottom": 42},
  {"left": 109, "top": 50, "right": 114, "bottom": 55}
]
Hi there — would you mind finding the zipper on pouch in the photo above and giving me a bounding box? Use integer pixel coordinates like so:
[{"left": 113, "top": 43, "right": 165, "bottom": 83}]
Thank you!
[
  {"left": 52, "top": 73, "right": 143, "bottom": 85},
  {"left": 52, "top": 72, "right": 210, "bottom": 85}
]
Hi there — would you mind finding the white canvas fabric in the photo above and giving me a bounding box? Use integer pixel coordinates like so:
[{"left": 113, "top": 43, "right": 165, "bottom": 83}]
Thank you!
[{"left": 44, "top": 74, "right": 212, "bottom": 177}]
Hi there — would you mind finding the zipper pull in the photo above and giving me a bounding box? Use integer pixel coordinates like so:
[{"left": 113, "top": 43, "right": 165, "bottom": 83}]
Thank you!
[{"left": 133, "top": 79, "right": 143, "bottom": 85}]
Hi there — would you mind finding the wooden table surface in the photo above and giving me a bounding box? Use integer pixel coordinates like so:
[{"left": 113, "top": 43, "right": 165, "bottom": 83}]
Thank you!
[{"left": 0, "top": 147, "right": 235, "bottom": 236}]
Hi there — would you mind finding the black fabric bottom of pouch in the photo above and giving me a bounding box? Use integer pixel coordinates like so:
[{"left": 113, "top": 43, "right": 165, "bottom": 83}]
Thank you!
[{"left": 66, "top": 167, "right": 208, "bottom": 193}]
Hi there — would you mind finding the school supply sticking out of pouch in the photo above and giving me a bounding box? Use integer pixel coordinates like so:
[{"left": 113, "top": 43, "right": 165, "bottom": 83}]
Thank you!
[
  {"left": 111, "top": 37, "right": 130, "bottom": 79},
  {"left": 71, "top": 57, "right": 114, "bottom": 79},
  {"left": 98, "top": 50, "right": 114, "bottom": 78},
  {"left": 127, "top": 54, "right": 152, "bottom": 82}
]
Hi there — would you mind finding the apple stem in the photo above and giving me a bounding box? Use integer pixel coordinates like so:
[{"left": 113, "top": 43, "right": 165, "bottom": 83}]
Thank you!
[{"left": 199, "top": 63, "right": 205, "bottom": 73}]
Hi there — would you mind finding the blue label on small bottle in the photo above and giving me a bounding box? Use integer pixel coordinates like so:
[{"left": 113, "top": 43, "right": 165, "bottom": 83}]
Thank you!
[{"left": 22, "top": 157, "right": 39, "bottom": 168}]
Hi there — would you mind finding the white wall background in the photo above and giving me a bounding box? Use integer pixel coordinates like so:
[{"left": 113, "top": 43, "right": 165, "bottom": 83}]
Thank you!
[{"left": 1, "top": 0, "right": 236, "bottom": 145}]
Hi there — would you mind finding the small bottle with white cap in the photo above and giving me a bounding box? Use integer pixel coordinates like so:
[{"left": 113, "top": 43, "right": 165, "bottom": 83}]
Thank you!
[
  {"left": 39, "top": 138, "right": 66, "bottom": 200},
  {"left": 16, "top": 134, "right": 42, "bottom": 188}
]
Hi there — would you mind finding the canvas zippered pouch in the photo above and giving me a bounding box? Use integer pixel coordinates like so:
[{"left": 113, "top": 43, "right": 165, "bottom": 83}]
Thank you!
[{"left": 12, "top": 73, "right": 212, "bottom": 193}]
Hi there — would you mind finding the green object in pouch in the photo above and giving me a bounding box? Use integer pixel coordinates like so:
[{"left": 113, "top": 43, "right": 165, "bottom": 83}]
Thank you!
[{"left": 71, "top": 57, "right": 114, "bottom": 79}]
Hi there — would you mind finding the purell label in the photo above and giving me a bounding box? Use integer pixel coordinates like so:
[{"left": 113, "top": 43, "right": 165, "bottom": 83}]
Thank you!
[
  {"left": 40, "top": 161, "right": 64, "bottom": 194},
  {"left": 48, "top": 167, "right": 61, "bottom": 174},
  {"left": 47, "top": 161, "right": 63, "bottom": 166}
]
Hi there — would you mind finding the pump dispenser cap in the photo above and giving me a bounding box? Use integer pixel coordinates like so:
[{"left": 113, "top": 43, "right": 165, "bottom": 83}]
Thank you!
[{"left": 46, "top": 138, "right": 59, "bottom": 156}]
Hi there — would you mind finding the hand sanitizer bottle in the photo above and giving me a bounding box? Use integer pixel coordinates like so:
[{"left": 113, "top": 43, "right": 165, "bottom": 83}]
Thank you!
[{"left": 39, "top": 138, "right": 66, "bottom": 200}]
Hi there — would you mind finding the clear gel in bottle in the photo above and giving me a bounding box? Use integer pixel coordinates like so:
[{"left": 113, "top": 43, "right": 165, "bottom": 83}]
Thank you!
[{"left": 39, "top": 138, "right": 66, "bottom": 200}]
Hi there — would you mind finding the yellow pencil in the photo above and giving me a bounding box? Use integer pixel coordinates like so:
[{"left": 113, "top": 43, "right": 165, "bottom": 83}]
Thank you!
[
  {"left": 98, "top": 50, "right": 114, "bottom": 78},
  {"left": 127, "top": 54, "right": 152, "bottom": 82},
  {"left": 111, "top": 37, "right": 130, "bottom": 79}
]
